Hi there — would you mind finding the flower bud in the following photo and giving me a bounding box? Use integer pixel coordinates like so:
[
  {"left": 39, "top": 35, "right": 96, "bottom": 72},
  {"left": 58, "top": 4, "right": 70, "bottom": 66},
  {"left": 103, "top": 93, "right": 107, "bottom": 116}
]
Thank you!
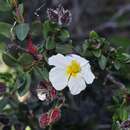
[
  {"left": 120, "top": 120, "right": 130, "bottom": 129},
  {"left": 47, "top": 5, "right": 71, "bottom": 26},
  {"left": 49, "top": 107, "right": 61, "bottom": 124},
  {"left": 50, "top": 87, "right": 57, "bottom": 100},
  {"left": 39, "top": 113, "right": 49, "bottom": 128}
]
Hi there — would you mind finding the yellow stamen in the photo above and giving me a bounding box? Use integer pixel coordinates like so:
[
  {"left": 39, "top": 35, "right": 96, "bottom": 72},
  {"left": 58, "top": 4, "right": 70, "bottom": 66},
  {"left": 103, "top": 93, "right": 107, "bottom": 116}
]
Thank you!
[{"left": 66, "top": 60, "right": 81, "bottom": 77}]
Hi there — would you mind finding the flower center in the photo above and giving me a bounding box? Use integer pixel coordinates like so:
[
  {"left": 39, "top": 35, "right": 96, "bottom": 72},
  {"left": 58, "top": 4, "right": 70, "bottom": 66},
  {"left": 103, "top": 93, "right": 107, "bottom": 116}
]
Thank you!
[{"left": 66, "top": 60, "right": 81, "bottom": 77}]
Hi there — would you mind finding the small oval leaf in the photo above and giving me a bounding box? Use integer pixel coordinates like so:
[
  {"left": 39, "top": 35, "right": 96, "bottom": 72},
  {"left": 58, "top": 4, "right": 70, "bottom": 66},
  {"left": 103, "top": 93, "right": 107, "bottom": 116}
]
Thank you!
[{"left": 15, "top": 23, "right": 30, "bottom": 41}]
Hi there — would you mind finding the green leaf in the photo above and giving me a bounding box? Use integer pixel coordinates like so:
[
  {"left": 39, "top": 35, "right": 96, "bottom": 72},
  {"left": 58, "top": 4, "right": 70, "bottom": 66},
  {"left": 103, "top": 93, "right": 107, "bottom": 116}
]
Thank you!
[
  {"left": 118, "top": 107, "right": 128, "bottom": 121},
  {"left": 31, "top": 21, "right": 42, "bottom": 36},
  {"left": 42, "top": 67, "right": 49, "bottom": 81},
  {"left": 46, "top": 37, "right": 56, "bottom": 50},
  {"left": 0, "top": 22, "right": 12, "bottom": 38},
  {"left": 82, "top": 40, "right": 89, "bottom": 54},
  {"left": 98, "top": 55, "right": 107, "bottom": 70},
  {"left": 56, "top": 44, "right": 73, "bottom": 54},
  {"left": 0, "top": 0, "right": 11, "bottom": 12},
  {"left": 59, "top": 29, "right": 70, "bottom": 41},
  {"left": 0, "top": 42, "right": 6, "bottom": 52},
  {"left": 89, "top": 31, "right": 99, "bottom": 39},
  {"left": 112, "top": 122, "right": 120, "bottom": 130},
  {"left": 122, "top": 53, "right": 130, "bottom": 63},
  {"left": 116, "top": 52, "right": 130, "bottom": 63},
  {"left": 92, "top": 49, "right": 101, "bottom": 58},
  {"left": 33, "top": 67, "right": 49, "bottom": 81},
  {"left": 15, "top": 23, "right": 29, "bottom": 41},
  {"left": 2, "top": 53, "right": 19, "bottom": 67},
  {"left": 18, "top": 72, "right": 31, "bottom": 96},
  {"left": 18, "top": 4, "right": 24, "bottom": 16},
  {"left": 18, "top": 53, "right": 33, "bottom": 66},
  {"left": 112, "top": 96, "right": 120, "bottom": 104},
  {"left": 114, "top": 62, "right": 121, "bottom": 70},
  {"left": 32, "top": 67, "right": 42, "bottom": 82},
  {"left": 0, "top": 98, "right": 8, "bottom": 112},
  {"left": 42, "top": 20, "right": 57, "bottom": 39},
  {"left": 42, "top": 20, "right": 52, "bottom": 39}
]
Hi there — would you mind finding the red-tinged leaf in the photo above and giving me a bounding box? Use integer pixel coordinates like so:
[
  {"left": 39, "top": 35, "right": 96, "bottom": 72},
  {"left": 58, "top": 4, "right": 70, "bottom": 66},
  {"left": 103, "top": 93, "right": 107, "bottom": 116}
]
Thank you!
[
  {"left": 27, "top": 37, "right": 38, "bottom": 54},
  {"left": 39, "top": 113, "right": 50, "bottom": 128}
]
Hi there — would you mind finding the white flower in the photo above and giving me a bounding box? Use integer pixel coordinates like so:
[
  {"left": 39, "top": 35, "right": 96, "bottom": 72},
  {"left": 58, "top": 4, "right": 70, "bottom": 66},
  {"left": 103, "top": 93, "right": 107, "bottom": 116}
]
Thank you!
[{"left": 48, "top": 54, "right": 95, "bottom": 95}]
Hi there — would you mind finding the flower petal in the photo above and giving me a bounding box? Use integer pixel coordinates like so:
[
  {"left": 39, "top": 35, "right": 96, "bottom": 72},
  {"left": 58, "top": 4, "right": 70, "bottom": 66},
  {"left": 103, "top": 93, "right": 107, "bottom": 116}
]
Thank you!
[
  {"left": 49, "top": 67, "right": 68, "bottom": 90},
  {"left": 48, "top": 54, "right": 68, "bottom": 68},
  {"left": 81, "top": 63, "right": 95, "bottom": 84},
  {"left": 68, "top": 75, "right": 86, "bottom": 95},
  {"left": 66, "top": 54, "right": 89, "bottom": 66}
]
